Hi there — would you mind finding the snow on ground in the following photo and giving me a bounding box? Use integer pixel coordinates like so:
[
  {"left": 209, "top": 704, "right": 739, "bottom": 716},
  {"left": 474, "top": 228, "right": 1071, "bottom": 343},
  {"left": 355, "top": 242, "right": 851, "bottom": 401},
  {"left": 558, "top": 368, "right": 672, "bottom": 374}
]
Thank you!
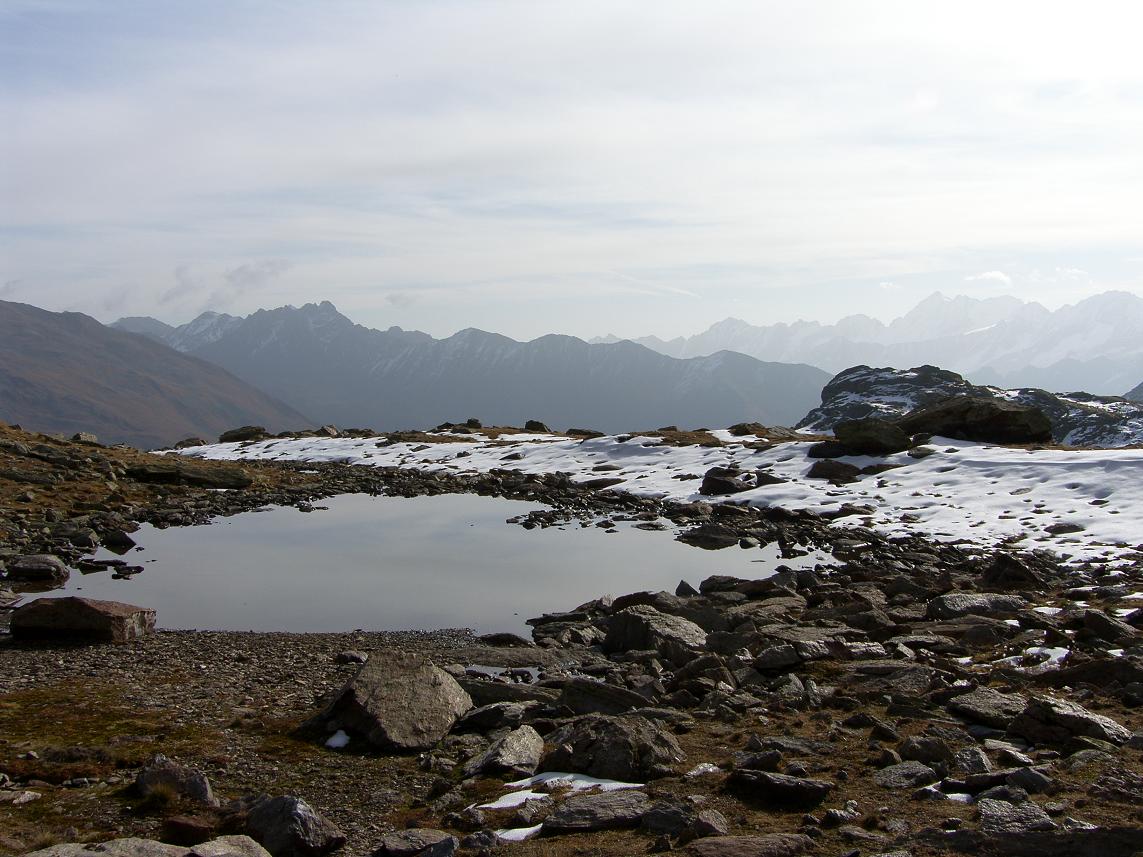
[{"left": 178, "top": 431, "right": 1143, "bottom": 565}]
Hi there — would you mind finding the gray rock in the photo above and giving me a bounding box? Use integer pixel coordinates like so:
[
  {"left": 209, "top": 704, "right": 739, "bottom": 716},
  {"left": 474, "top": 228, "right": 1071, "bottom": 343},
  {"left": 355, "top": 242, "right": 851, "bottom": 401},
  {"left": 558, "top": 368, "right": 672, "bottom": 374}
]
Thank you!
[
  {"left": 899, "top": 736, "right": 953, "bottom": 764},
  {"left": 977, "top": 798, "right": 1057, "bottom": 835},
  {"left": 1007, "top": 767, "right": 1054, "bottom": 793},
  {"left": 953, "top": 747, "right": 993, "bottom": 774},
  {"left": 313, "top": 653, "right": 471, "bottom": 750},
  {"left": 191, "top": 837, "right": 274, "bottom": 857},
  {"left": 873, "top": 761, "right": 939, "bottom": 789},
  {"left": 5, "top": 554, "right": 69, "bottom": 582},
  {"left": 684, "top": 833, "right": 816, "bottom": 857},
  {"left": 948, "top": 687, "right": 1027, "bottom": 728},
  {"left": 557, "top": 677, "right": 648, "bottom": 715},
  {"left": 541, "top": 789, "right": 652, "bottom": 833},
  {"left": 1009, "top": 695, "right": 1132, "bottom": 746},
  {"left": 245, "top": 795, "right": 347, "bottom": 857},
  {"left": 11, "top": 596, "right": 155, "bottom": 643},
  {"left": 927, "top": 592, "right": 1027, "bottom": 620},
  {"left": 752, "top": 644, "right": 801, "bottom": 671},
  {"left": 372, "top": 828, "right": 456, "bottom": 856},
  {"left": 540, "top": 714, "right": 685, "bottom": 781},
  {"left": 692, "top": 809, "right": 730, "bottom": 838},
  {"left": 728, "top": 770, "right": 833, "bottom": 806},
  {"left": 452, "top": 701, "right": 538, "bottom": 732},
  {"left": 25, "top": 838, "right": 272, "bottom": 857},
  {"left": 135, "top": 754, "right": 218, "bottom": 807},
  {"left": 462, "top": 725, "right": 542, "bottom": 778},
  {"left": 604, "top": 605, "right": 707, "bottom": 664}
]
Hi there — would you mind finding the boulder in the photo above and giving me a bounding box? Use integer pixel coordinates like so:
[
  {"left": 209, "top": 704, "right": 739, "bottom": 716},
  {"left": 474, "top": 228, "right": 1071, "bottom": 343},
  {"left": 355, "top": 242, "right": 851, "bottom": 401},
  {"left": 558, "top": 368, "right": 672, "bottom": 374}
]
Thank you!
[
  {"left": 540, "top": 714, "right": 685, "bottom": 781},
  {"left": 135, "top": 754, "right": 218, "bottom": 807},
  {"left": 372, "top": 829, "right": 456, "bottom": 856},
  {"left": 603, "top": 606, "right": 707, "bottom": 665},
  {"left": 557, "top": 677, "right": 648, "bottom": 715},
  {"left": 834, "top": 418, "right": 911, "bottom": 455},
  {"left": 946, "top": 690, "right": 1028, "bottom": 726},
  {"left": 700, "top": 467, "right": 751, "bottom": 496},
  {"left": 5, "top": 554, "right": 70, "bottom": 582},
  {"left": 540, "top": 789, "right": 652, "bottom": 833},
  {"left": 926, "top": 592, "right": 1027, "bottom": 620},
  {"left": 312, "top": 653, "right": 471, "bottom": 751},
  {"left": 219, "top": 426, "right": 269, "bottom": 443},
  {"left": 895, "top": 396, "right": 1052, "bottom": 444},
  {"left": 24, "top": 837, "right": 271, "bottom": 857},
  {"left": 976, "top": 797, "right": 1057, "bottom": 835},
  {"left": 524, "top": 420, "right": 551, "bottom": 433},
  {"left": 873, "top": 760, "right": 939, "bottom": 789},
  {"left": 806, "top": 459, "right": 861, "bottom": 483},
  {"left": 1009, "top": 695, "right": 1132, "bottom": 746},
  {"left": 126, "top": 463, "right": 253, "bottom": 489},
  {"left": 11, "top": 597, "right": 155, "bottom": 643},
  {"left": 462, "top": 725, "right": 542, "bottom": 777},
  {"left": 727, "top": 770, "right": 833, "bottom": 806},
  {"left": 684, "top": 834, "right": 815, "bottom": 857},
  {"left": 244, "top": 795, "right": 346, "bottom": 857}
]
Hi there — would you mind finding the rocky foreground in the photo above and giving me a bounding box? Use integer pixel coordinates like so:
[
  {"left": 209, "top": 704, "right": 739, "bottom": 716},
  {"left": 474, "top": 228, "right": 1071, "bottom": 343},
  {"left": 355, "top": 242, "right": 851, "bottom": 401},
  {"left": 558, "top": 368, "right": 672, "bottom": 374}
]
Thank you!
[{"left": 1, "top": 422, "right": 1142, "bottom": 856}]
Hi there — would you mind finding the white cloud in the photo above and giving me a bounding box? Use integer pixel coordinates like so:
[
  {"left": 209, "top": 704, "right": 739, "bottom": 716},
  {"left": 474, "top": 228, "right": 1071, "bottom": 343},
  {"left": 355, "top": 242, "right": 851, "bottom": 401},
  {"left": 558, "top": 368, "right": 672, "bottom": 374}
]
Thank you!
[
  {"left": 965, "top": 271, "right": 1013, "bottom": 286},
  {"left": 3, "top": 1, "right": 1143, "bottom": 337}
]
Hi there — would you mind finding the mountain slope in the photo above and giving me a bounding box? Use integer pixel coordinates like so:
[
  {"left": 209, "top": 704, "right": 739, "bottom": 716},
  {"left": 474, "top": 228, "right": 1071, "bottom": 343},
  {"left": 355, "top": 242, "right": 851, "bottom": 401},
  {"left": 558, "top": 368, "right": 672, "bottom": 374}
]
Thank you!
[
  {"left": 599, "top": 291, "right": 1143, "bottom": 395},
  {"left": 141, "top": 301, "right": 830, "bottom": 432},
  {"left": 0, "top": 300, "right": 312, "bottom": 448},
  {"left": 798, "top": 364, "right": 1143, "bottom": 447}
]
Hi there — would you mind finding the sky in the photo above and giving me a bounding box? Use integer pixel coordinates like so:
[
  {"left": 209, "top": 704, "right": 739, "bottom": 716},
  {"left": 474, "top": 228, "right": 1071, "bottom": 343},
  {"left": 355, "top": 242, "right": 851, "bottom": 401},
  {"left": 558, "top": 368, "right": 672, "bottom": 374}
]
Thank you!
[{"left": 4, "top": 1, "right": 1143, "bottom": 341}]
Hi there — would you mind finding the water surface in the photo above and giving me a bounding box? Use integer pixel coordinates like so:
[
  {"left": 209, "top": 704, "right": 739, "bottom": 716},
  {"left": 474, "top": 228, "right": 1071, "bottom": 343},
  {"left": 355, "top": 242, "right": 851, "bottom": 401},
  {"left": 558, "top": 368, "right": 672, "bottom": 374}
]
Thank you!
[{"left": 55, "top": 493, "right": 806, "bottom": 633}]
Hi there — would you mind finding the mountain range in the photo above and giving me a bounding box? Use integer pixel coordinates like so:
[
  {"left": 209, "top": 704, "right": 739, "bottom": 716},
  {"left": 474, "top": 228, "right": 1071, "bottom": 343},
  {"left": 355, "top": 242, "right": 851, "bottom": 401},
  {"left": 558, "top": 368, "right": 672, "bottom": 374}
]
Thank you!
[
  {"left": 595, "top": 291, "right": 1143, "bottom": 396},
  {"left": 113, "top": 302, "right": 831, "bottom": 433},
  {"left": 0, "top": 300, "right": 310, "bottom": 448}
]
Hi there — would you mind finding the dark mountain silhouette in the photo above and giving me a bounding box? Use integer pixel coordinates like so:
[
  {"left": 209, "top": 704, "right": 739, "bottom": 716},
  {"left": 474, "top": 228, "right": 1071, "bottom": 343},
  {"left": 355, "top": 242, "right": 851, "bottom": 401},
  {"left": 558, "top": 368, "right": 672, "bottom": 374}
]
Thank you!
[
  {"left": 0, "top": 300, "right": 312, "bottom": 448},
  {"left": 116, "top": 301, "right": 830, "bottom": 432}
]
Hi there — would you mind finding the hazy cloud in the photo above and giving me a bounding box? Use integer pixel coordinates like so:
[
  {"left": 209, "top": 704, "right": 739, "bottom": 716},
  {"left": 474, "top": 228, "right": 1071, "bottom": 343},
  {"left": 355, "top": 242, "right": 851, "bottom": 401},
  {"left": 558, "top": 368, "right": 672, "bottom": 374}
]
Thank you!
[
  {"left": 965, "top": 271, "right": 1013, "bottom": 286},
  {"left": 3, "top": 1, "right": 1143, "bottom": 338}
]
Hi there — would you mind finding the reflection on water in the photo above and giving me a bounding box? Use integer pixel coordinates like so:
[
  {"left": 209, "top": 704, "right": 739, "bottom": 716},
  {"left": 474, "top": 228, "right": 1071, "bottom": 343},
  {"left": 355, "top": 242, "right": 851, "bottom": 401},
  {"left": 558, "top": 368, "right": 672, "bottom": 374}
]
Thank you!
[{"left": 47, "top": 493, "right": 807, "bottom": 634}]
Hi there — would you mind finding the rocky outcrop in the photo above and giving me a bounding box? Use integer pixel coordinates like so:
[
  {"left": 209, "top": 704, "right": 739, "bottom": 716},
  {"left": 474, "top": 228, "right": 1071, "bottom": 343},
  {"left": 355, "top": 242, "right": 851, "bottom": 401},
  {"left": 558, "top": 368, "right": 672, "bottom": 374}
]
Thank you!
[
  {"left": 11, "top": 597, "right": 156, "bottom": 642},
  {"left": 603, "top": 606, "right": 707, "bottom": 665},
  {"left": 1009, "top": 696, "right": 1133, "bottom": 746},
  {"left": 312, "top": 653, "right": 472, "bottom": 751},
  {"left": 540, "top": 789, "right": 653, "bottom": 833},
  {"left": 799, "top": 364, "right": 1143, "bottom": 447},
  {"left": 896, "top": 397, "right": 1052, "bottom": 444}
]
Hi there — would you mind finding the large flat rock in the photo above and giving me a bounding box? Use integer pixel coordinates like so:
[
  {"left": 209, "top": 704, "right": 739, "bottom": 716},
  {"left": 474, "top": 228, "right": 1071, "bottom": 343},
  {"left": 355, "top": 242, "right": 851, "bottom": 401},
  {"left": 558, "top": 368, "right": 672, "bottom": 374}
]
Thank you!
[{"left": 10, "top": 596, "right": 155, "bottom": 643}]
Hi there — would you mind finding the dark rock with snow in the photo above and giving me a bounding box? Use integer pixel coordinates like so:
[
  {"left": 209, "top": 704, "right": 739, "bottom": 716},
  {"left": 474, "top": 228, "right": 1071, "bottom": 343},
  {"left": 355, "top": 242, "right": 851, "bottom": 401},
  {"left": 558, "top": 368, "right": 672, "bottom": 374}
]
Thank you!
[
  {"left": 806, "top": 459, "right": 861, "bottom": 484},
  {"left": 539, "top": 714, "right": 685, "bottom": 781},
  {"left": 798, "top": 364, "right": 1143, "bottom": 447},
  {"left": 833, "top": 418, "right": 911, "bottom": 455},
  {"left": 219, "top": 426, "right": 269, "bottom": 443},
  {"left": 700, "top": 467, "right": 752, "bottom": 496},
  {"left": 244, "top": 795, "right": 346, "bottom": 857},
  {"left": 896, "top": 396, "right": 1052, "bottom": 444},
  {"left": 311, "top": 653, "right": 471, "bottom": 751},
  {"left": 11, "top": 597, "right": 155, "bottom": 642},
  {"left": 541, "top": 789, "right": 652, "bottom": 833}
]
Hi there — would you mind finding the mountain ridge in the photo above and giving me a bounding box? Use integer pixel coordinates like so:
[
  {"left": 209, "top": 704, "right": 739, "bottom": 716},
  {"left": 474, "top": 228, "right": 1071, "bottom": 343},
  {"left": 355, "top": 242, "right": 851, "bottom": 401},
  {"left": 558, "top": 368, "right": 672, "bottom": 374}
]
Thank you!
[
  {"left": 594, "top": 290, "right": 1143, "bottom": 396},
  {"left": 113, "top": 302, "right": 831, "bottom": 432},
  {"left": 0, "top": 300, "right": 312, "bottom": 448}
]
